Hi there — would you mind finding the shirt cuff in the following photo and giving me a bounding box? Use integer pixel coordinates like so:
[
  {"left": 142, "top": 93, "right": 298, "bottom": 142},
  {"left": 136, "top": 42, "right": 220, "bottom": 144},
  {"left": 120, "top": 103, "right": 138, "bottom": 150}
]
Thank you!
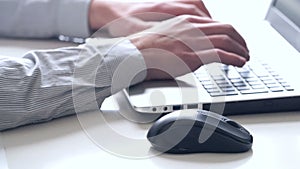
[
  {"left": 84, "top": 38, "right": 147, "bottom": 92},
  {"left": 57, "top": 0, "right": 92, "bottom": 38}
]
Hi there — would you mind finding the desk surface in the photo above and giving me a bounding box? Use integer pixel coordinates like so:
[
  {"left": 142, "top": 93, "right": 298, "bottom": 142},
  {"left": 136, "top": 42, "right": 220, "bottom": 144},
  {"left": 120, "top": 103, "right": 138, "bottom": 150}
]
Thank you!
[{"left": 1, "top": 0, "right": 300, "bottom": 169}]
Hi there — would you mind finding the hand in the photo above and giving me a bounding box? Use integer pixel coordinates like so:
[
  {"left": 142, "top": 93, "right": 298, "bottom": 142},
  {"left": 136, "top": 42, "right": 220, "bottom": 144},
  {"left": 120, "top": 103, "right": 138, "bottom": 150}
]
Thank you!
[
  {"left": 89, "top": 0, "right": 211, "bottom": 37},
  {"left": 130, "top": 15, "right": 250, "bottom": 80}
]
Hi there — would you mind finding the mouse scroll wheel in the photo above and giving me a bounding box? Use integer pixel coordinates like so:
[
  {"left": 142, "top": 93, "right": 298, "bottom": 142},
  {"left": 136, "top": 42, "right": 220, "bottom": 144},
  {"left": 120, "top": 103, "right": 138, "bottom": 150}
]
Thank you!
[{"left": 226, "top": 120, "right": 243, "bottom": 128}]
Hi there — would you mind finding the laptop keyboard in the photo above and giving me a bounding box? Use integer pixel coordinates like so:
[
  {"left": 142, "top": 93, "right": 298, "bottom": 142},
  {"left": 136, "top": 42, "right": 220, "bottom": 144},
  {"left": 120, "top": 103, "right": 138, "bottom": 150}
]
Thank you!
[{"left": 195, "top": 62, "right": 294, "bottom": 97}]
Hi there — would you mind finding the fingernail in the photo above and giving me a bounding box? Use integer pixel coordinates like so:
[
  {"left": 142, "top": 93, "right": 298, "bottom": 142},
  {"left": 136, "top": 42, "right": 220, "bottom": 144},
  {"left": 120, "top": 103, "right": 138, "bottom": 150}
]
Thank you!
[
  {"left": 247, "top": 54, "right": 250, "bottom": 61},
  {"left": 240, "top": 58, "right": 247, "bottom": 66}
]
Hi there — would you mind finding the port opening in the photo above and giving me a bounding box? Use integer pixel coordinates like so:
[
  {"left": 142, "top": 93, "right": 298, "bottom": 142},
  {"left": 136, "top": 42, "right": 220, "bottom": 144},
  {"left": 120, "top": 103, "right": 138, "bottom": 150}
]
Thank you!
[
  {"left": 173, "top": 105, "right": 182, "bottom": 110},
  {"left": 188, "top": 104, "right": 198, "bottom": 109}
]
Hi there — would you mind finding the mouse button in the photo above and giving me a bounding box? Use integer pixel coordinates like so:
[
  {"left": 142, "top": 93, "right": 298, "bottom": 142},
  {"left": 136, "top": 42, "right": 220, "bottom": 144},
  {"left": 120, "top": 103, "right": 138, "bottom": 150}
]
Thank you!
[
  {"left": 154, "top": 120, "right": 177, "bottom": 136},
  {"left": 239, "top": 127, "right": 251, "bottom": 135},
  {"left": 225, "top": 120, "right": 251, "bottom": 135},
  {"left": 195, "top": 113, "right": 209, "bottom": 122},
  {"left": 226, "top": 120, "right": 243, "bottom": 128},
  {"left": 217, "top": 122, "right": 252, "bottom": 144},
  {"left": 197, "top": 110, "right": 228, "bottom": 122},
  {"left": 151, "top": 113, "right": 179, "bottom": 133},
  {"left": 147, "top": 120, "right": 173, "bottom": 139}
]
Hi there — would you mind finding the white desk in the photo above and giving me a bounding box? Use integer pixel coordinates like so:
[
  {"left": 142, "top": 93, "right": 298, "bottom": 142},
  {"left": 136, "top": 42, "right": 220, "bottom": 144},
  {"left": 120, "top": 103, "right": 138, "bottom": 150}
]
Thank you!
[{"left": 1, "top": 0, "right": 300, "bottom": 168}]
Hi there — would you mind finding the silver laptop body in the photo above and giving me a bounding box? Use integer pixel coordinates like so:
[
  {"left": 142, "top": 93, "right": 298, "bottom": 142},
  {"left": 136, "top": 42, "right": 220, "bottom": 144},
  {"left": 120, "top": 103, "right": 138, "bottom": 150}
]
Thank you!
[{"left": 124, "top": 0, "right": 300, "bottom": 115}]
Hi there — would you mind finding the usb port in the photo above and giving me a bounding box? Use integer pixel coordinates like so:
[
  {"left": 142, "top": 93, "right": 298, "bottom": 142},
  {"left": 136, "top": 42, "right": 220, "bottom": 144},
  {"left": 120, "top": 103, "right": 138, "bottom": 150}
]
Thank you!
[
  {"left": 173, "top": 105, "right": 182, "bottom": 110},
  {"left": 188, "top": 104, "right": 198, "bottom": 109}
]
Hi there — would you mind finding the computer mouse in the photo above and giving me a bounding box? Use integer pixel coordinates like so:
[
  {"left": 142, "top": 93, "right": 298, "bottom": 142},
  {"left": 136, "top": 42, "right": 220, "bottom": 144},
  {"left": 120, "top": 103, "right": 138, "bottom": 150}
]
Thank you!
[{"left": 147, "top": 109, "right": 253, "bottom": 154}]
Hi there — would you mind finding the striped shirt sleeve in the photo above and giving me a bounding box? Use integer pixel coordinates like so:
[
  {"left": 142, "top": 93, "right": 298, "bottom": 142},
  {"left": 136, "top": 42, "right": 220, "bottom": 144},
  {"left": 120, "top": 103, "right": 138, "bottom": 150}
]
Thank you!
[
  {"left": 0, "top": 0, "right": 91, "bottom": 38},
  {"left": 0, "top": 38, "right": 147, "bottom": 131}
]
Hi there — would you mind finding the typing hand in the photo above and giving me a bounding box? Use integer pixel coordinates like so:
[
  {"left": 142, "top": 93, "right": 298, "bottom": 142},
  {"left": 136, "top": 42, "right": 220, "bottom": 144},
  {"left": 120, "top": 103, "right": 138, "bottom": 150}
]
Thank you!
[
  {"left": 89, "top": 0, "right": 211, "bottom": 37},
  {"left": 130, "top": 15, "right": 250, "bottom": 80}
]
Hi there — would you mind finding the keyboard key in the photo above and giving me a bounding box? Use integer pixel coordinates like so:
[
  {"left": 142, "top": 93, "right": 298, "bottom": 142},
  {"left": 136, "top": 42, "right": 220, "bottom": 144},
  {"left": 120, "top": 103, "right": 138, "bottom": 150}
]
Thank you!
[
  {"left": 223, "top": 91, "right": 238, "bottom": 95},
  {"left": 269, "top": 87, "right": 284, "bottom": 92},
  {"left": 221, "top": 88, "right": 236, "bottom": 92},
  {"left": 219, "top": 85, "right": 234, "bottom": 89},
  {"left": 210, "top": 91, "right": 238, "bottom": 97},
  {"left": 232, "top": 82, "right": 248, "bottom": 87},
  {"left": 224, "top": 71, "right": 240, "bottom": 79},
  {"left": 279, "top": 81, "right": 288, "bottom": 86},
  {"left": 250, "top": 66, "right": 270, "bottom": 77},
  {"left": 209, "top": 92, "right": 226, "bottom": 97},
  {"left": 268, "top": 70, "right": 277, "bottom": 74},
  {"left": 276, "top": 78, "right": 288, "bottom": 84},
  {"left": 251, "top": 85, "right": 266, "bottom": 90},
  {"left": 285, "top": 87, "right": 294, "bottom": 91},
  {"left": 203, "top": 85, "right": 218, "bottom": 90},
  {"left": 215, "top": 80, "right": 229, "bottom": 85},
  {"left": 212, "top": 75, "right": 225, "bottom": 80},
  {"left": 269, "top": 72, "right": 281, "bottom": 77},
  {"left": 240, "top": 89, "right": 268, "bottom": 95},
  {"left": 239, "top": 72, "right": 256, "bottom": 78},
  {"left": 229, "top": 78, "right": 243, "bottom": 83},
  {"left": 218, "top": 83, "right": 233, "bottom": 88},
  {"left": 254, "top": 72, "right": 269, "bottom": 78},
  {"left": 265, "top": 66, "right": 272, "bottom": 70},
  {"left": 281, "top": 83, "right": 291, "bottom": 87},
  {"left": 221, "top": 65, "right": 230, "bottom": 71},
  {"left": 266, "top": 84, "right": 281, "bottom": 88},
  {"left": 248, "top": 81, "right": 263, "bottom": 86},
  {"left": 264, "top": 81, "right": 277, "bottom": 85},
  {"left": 207, "top": 89, "right": 222, "bottom": 94},
  {"left": 236, "top": 67, "right": 250, "bottom": 73},
  {"left": 261, "top": 78, "right": 274, "bottom": 82},
  {"left": 236, "top": 86, "right": 251, "bottom": 91},
  {"left": 198, "top": 79, "right": 210, "bottom": 84},
  {"left": 245, "top": 78, "right": 259, "bottom": 82},
  {"left": 201, "top": 81, "right": 215, "bottom": 86},
  {"left": 206, "top": 88, "right": 221, "bottom": 93}
]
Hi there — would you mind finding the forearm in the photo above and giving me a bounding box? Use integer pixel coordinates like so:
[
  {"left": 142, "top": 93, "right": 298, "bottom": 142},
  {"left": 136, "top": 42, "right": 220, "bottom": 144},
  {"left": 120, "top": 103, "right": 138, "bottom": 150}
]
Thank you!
[
  {"left": 0, "top": 0, "right": 91, "bottom": 38},
  {"left": 0, "top": 38, "right": 146, "bottom": 131}
]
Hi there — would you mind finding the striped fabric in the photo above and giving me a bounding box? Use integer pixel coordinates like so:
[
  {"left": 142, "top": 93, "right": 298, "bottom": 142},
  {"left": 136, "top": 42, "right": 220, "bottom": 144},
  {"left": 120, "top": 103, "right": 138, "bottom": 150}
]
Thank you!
[
  {"left": 0, "top": 0, "right": 91, "bottom": 38},
  {"left": 0, "top": 38, "right": 147, "bottom": 131}
]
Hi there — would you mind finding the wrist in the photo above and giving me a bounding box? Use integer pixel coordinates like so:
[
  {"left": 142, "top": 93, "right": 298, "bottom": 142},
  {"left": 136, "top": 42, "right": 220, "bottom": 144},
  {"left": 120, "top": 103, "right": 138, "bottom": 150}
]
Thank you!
[
  {"left": 88, "top": 0, "right": 120, "bottom": 30},
  {"left": 130, "top": 36, "right": 157, "bottom": 81},
  {"left": 88, "top": 0, "right": 98, "bottom": 30}
]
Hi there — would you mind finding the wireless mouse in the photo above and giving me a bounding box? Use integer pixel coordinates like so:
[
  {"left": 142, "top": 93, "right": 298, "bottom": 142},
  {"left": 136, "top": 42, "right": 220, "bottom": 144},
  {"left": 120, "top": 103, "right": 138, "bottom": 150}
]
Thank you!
[{"left": 147, "top": 109, "right": 253, "bottom": 154}]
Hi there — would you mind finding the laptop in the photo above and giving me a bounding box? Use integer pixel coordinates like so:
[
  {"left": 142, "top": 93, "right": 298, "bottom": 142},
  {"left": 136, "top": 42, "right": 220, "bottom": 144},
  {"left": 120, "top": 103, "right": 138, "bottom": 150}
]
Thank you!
[{"left": 123, "top": 0, "right": 300, "bottom": 115}]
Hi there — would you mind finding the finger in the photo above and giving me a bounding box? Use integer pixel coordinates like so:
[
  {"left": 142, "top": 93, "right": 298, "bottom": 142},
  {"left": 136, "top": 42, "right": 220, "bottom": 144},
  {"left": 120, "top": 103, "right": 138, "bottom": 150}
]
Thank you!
[
  {"left": 175, "top": 3, "right": 210, "bottom": 18},
  {"left": 183, "top": 15, "right": 216, "bottom": 24},
  {"left": 180, "top": 35, "right": 249, "bottom": 61},
  {"left": 177, "top": 0, "right": 211, "bottom": 18},
  {"left": 195, "top": 49, "right": 247, "bottom": 67},
  {"left": 208, "top": 35, "right": 250, "bottom": 61},
  {"left": 196, "top": 22, "right": 249, "bottom": 52},
  {"left": 197, "top": 0, "right": 211, "bottom": 17},
  {"left": 132, "top": 2, "right": 211, "bottom": 21}
]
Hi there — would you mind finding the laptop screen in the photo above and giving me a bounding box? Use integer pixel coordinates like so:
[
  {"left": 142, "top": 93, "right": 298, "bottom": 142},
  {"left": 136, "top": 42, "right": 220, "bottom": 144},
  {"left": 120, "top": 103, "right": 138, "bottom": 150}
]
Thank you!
[
  {"left": 275, "top": 0, "right": 300, "bottom": 28},
  {"left": 266, "top": 0, "right": 300, "bottom": 52}
]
